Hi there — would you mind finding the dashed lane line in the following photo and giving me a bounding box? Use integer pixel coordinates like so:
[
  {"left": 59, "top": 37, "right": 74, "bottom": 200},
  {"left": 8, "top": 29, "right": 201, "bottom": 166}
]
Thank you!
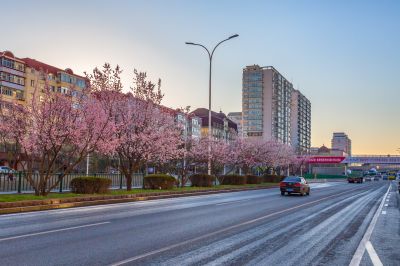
[
  {"left": 349, "top": 184, "right": 391, "bottom": 266},
  {"left": 0, "top": 222, "right": 111, "bottom": 242}
]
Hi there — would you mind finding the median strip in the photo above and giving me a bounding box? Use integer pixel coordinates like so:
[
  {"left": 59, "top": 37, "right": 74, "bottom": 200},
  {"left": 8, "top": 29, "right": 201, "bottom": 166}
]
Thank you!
[{"left": 0, "top": 185, "right": 278, "bottom": 215}]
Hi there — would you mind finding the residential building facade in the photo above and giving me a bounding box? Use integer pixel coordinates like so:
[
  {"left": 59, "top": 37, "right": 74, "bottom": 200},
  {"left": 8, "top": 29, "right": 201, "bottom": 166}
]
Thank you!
[
  {"left": 242, "top": 65, "right": 293, "bottom": 144},
  {"left": 0, "top": 50, "right": 87, "bottom": 107},
  {"left": 227, "top": 112, "right": 243, "bottom": 137},
  {"left": 331, "top": 132, "right": 352, "bottom": 156},
  {"left": 191, "top": 108, "right": 238, "bottom": 142},
  {"left": 0, "top": 51, "right": 26, "bottom": 106},
  {"left": 175, "top": 111, "right": 202, "bottom": 140},
  {"left": 291, "top": 89, "right": 311, "bottom": 154}
]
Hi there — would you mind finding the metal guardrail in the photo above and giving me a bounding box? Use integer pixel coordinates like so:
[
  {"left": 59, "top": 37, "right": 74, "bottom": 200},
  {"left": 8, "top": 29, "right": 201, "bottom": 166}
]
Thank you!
[{"left": 0, "top": 172, "right": 144, "bottom": 194}]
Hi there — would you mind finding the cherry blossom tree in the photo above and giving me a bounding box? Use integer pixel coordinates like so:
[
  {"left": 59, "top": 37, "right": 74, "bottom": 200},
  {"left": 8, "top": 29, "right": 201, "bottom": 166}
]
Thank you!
[
  {"left": 189, "top": 137, "right": 231, "bottom": 178},
  {"left": 0, "top": 76, "right": 116, "bottom": 196},
  {"left": 86, "top": 66, "right": 184, "bottom": 190}
]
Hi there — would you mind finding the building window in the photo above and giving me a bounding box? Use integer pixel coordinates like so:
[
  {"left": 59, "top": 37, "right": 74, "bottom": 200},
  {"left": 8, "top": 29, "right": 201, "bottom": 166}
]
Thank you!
[
  {"left": 31, "top": 80, "right": 35, "bottom": 87},
  {"left": 0, "top": 72, "right": 24, "bottom": 85},
  {"left": 0, "top": 86, "right": 13, "bottom": 96}
]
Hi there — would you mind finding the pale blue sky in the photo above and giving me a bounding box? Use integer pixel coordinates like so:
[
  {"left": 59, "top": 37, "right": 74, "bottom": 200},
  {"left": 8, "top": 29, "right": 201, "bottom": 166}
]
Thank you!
[{"left": 2, "top": 0, "right": 400, "bottom": 154}]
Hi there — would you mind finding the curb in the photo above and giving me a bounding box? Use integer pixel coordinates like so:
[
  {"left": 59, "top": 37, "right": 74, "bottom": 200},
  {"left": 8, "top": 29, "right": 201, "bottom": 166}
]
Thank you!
[{"left": 0, "top": 186, "right": 278, "bottom": 215}]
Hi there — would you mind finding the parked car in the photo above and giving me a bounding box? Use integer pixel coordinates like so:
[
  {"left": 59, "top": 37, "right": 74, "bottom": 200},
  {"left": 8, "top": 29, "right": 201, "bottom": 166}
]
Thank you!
[
  {"left": 382, "top": 175, "right": 388, "bottom": 180},
  {"left": 373, "top": 176, "right": 380, "bottom": 181},
  {"left": 0, "top": 166, "right": 16, "bottom": 180},
  {"left": 280, "top": 176, "right": 310, "bottom": 196},
  {"left": 0, "top": 166, "right": 16, "bottom": 174}
]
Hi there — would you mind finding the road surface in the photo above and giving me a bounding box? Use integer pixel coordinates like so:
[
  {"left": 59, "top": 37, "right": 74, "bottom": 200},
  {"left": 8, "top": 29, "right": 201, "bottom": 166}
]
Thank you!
[{"left": 0, "top": 181, "right": 398, "bottom": 266}]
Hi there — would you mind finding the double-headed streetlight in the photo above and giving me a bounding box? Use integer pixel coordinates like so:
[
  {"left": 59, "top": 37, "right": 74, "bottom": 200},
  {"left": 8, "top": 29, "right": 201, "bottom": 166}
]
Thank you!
[{"left": 186, "top": 34, "right": 239, "bottom": 176}]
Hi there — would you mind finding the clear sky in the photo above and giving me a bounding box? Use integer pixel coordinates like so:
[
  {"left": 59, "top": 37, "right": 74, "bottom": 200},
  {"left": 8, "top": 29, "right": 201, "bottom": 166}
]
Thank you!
[{"left": 2, "top": 0, "right": 400, "bottom": 155}]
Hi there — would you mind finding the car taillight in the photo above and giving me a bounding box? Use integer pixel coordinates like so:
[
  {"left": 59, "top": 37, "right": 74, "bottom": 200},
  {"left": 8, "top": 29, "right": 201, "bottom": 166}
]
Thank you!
[
  {"left": 294, "top": 183, "right": 301, "bottom": 187},
  {"left": 280, "top": 182, "right": 286, "bottom": 187}
]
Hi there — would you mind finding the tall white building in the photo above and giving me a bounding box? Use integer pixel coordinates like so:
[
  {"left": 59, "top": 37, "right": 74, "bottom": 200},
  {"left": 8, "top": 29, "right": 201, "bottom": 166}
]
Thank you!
[
  {"left": 291, "top": 90, "right": 311, "bottom": 154},
  {"left": 242, "top": 65, "right": 293, "bottom": 144},
  {"left": 331, "top": 132, "right": 351, "bottom": 156},
  {"left": 227, "top": 112, "right": 243, "bottom": 137}
]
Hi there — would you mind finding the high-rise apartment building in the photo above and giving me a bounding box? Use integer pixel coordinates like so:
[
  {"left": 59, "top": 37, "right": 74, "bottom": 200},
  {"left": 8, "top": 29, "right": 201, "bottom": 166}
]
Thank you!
[
  {"left": 227, "top": 112, "right": 243, "bottom": 137},
  {"left": 331, "top": 132, "right": 351, "bottom": 156},
  {"left": 242, "top": 65, "right": 293, "bottom": 144},
  {"left": 291, "top": 90, "right": 311, "bottom": 154}
]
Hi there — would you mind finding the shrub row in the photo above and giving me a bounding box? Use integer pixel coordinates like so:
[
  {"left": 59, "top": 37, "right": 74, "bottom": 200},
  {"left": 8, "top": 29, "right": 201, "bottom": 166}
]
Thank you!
[
  {"left": 221, "top": 175, "right": 247, "bottom": 185},
  {"left": 190, "top": 174, "right": 216, "bottom": 187},
  {"left": 144, "top": 174, "right": 176, "bottom": 189},
  {"left": 70, "top": 176, "right": 112, "bottom": 194},
  {"left": 262, "top": 174, "right": 285, "bottom": 183},
  {"left": 70, "top": 173, "right": 284, "bottom": 194}
]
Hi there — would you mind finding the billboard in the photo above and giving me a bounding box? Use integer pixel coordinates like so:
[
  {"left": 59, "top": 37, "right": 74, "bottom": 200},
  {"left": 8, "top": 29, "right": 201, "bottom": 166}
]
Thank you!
[{"left": 307, "top": 156, "right": 346, "bottom": 164}]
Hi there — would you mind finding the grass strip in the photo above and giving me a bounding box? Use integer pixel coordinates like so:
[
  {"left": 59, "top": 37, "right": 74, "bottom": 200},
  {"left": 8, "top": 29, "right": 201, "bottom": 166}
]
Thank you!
[{"left": 0, "top": 183, "right": 277, "bottom": 203}]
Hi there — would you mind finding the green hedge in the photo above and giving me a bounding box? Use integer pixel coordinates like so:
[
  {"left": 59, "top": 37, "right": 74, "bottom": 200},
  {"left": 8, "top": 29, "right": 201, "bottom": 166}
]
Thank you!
[
  {"left": 246, "top": 175, "right": 262, "bottom": 184},
  {"left": 221, "top": 175, "right": 247, "bottom": 185},
  {"left": 190, "top": 174, "right": 216, "bottom": 187},
  {"left": 303, "top": 173, "right": 347, "bottom": 179},
  {"left": 262, "top": 174, "right": 285, "bottom": 183},
  {"left": 70, "top": 176, "right": 111, "bottom": 194},
  {"left": 144, "top": 174, "right": 176, "bottom": 189}
]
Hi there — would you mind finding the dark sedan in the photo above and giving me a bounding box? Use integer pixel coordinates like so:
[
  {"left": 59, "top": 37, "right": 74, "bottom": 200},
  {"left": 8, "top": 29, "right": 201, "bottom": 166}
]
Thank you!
[{"left": 280, "top": 176, "right": 310, "bottom": 196}]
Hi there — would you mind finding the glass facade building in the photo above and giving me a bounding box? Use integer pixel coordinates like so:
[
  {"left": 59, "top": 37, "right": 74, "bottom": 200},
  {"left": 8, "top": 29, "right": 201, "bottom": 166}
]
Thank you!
[
  {"left": 291, "top": 90, "right": 311, "bottom": 154},
  {"left": 242, "top": 65, "right": 296, "bottom": 145}
]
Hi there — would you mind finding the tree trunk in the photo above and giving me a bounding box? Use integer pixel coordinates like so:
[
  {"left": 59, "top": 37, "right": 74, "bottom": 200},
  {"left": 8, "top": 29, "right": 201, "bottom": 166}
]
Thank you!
[{"left": 126, "top": 173, "right": 132, "bottom": 191}]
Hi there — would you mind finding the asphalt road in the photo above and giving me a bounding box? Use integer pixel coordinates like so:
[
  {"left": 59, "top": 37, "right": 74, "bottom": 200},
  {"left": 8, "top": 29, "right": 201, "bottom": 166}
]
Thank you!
[{"left": 0, "top": 181, "right": 398, "bottom": 266}]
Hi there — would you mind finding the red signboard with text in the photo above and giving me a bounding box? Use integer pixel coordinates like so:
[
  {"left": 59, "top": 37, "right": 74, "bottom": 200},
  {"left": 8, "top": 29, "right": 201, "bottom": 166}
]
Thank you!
[{"left": 307, "top": 156, "right": 346, "bottom": 164}]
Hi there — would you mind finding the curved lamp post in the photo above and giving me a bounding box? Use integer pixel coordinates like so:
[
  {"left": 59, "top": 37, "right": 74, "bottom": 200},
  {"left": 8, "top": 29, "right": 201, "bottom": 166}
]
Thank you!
[{"left": 185, "top": 34, "right": 239, "bottom": 176}]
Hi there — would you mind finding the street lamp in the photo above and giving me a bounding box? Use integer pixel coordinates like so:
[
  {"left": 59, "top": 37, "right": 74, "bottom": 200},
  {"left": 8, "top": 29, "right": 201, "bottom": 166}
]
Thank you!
[{"left": 185, "top": 34, "right": 239, "bottom": 176}]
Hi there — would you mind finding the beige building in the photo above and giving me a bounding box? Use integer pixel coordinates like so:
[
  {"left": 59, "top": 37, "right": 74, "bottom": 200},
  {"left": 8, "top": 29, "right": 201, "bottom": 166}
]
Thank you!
[
  {"left": 242, "top": 65, "right": 293, "bottom": 144},
  {"left": 0, "top": 51, "right": 26, "bottom": 106},
  {"left": 0, "top": 50, "right": 87, "bottom": 107},
  {"left": 331, "top": 132, "right": 352, "bottom": 156},
  {"left": 191, "top": 108, "right": 238, "bottom": 142}
]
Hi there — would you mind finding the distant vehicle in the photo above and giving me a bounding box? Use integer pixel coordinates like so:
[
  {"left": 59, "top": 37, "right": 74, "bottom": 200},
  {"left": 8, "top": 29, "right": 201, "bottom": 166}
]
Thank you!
[
  {"left": 382, "top": 175, "right": 388, "bottom": 180},
  {"left": 387, "top": 171, "right": 396, "bottom": 180},
  {"left": 348, "top": 176, "right": 363, "bottom": 183},
  {"left": 280, "top": 176, "right": 310, "bottom": 196},
  {"left": 364, "top": 176, "right": 373, "bottom": 181},
  {"left": 373, "top": 176, "right": 380, "bottom": 181}
]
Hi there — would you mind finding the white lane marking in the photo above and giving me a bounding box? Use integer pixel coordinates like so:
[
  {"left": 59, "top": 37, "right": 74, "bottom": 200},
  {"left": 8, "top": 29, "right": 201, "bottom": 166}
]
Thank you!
[
  {"left": 366, "top": 241, "right": 383, "bottom": 266},
  {"left": 109, "top": 187, "right": 364, "bottom": 266},
  {"left": 381, "top": 211, "right": 386, "bottom": 215},
  {"left": 0, "top": 222, "right": 110, "bottom": 242},
  {"left": 215, "top": 199, "right": 251, "bottom": 206},
  {"left": 349, "top": 184, "right": 391, "bottom": 266},
  {"left": 384, "top": 204, "right": 388, "bottom": 207}
]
